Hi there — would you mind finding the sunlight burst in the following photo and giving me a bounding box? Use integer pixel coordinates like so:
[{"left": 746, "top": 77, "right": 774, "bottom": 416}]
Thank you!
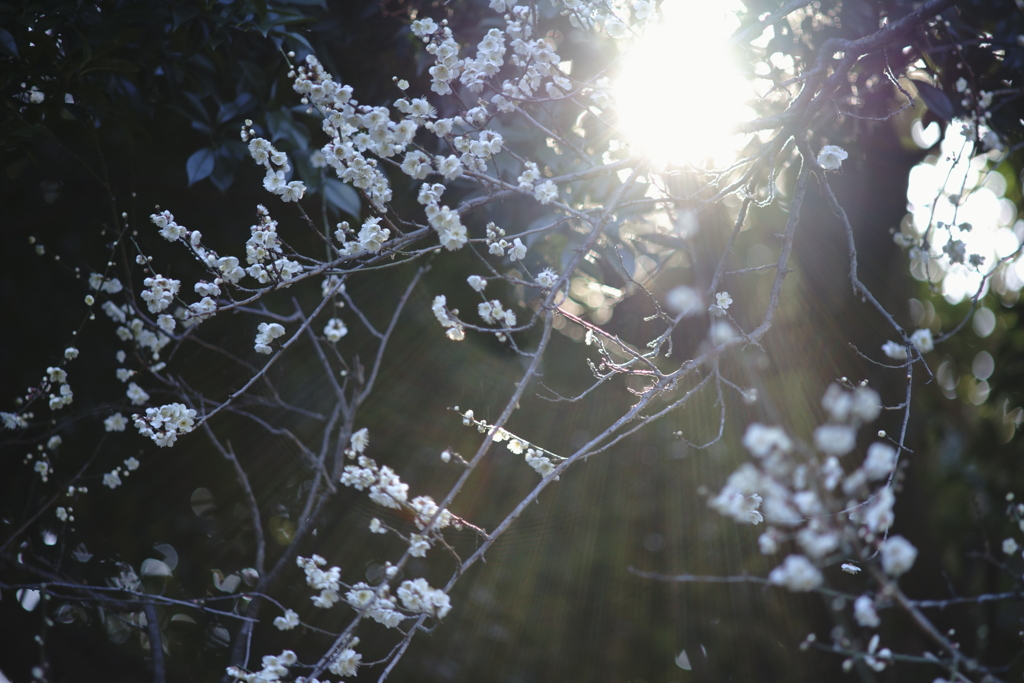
[{"left": 614, "top": 0, "right": 752, "bottom": 167}]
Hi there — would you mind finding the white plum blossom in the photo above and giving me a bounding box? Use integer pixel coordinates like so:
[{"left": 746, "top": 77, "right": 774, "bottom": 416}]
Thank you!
[
  {"left": 854, "top": 594, "right": 881, "bottom": 628},
  {"left": 254, "top": 322, "right": 286, "bottom": 354},
  {"left": 408, "top": 533, "right": 431, "bottom": 557},
  {"left": 432, "top": 295, "right": 465, "bottom": 341},
  {"left": 126, "top": 382, "right": 149, "bottom": 406},
  {"left": 104, "top": 413, "right": 127, "bottom": 432},
  {"left": 910, "top": 328, "right": 934, "bottom": 353},
  {"left": 1002, "top": 538, "right": 1019, "bottom": 555},
  {"left": 358, "top": 217, "right": 390, "bottom": 253},
  {"left": 297, "top": 555, "right": 342, "bottom": 608},
  {"left": 525, "top": 448, "right": 556, "bottom": 478},
  {"left": 859, "top": 486, "right": 895, "bottom": 532},
  {"left": 141, "top": 275, "right": 180, "bottom": 314},
  {"left": 814, "top": 424, "right": 857, "bottom": 456},
  {"left": 508, "top": 237, "right": 527, "bottom": 261},
  {"left": 103, "top": 471, "right": 122, "bottom": 489},
  {"left": 709, "top": 291, "right": 732, "bottom": 315},
  {"left": 881, "top": 340, "right": 908, "bottom": 360},
  {"left": 742, "top": 423, "right": 792, "bottom": 458},
  {"left": 187, "top": 297, "right": 217, "bottom": 323},
  {"left": 151, "top": 210, "right": 186, "bottom": 241},
  {"left": 369, "top": 466, "right": 408, "bottom": 508},
  {"left": 534, "top": 180, "right": 558, "bottom": 205},
  {"left": 350, "top": 427, "right": 369, "bottom": 453},
  {"left": 817, "top": 145, "right": 848, "bottom": 171},
  {"left": 397, "top": 578, "right": 451, "bottom": 618},
  {"left": 709, "top": 464, "right": 764, "bottom": 525},
  {"left": 410, "top": 495, "right": 452, "bottom": 530},
  {"left": 536, "top": 268, "right": 558, "bottom": 288},
  {"left": 324, "top": 318, "right": 348, "bottom": 342},
  {"left": 273, "top": 609, "right": 299, "bottom": 630},
  {"left": 879, "top": 535, "right": 918, "bottom": 576},
  {"left": 862, "top": 442, "right": 897, "bottom": 480},
  {"left": 327, "top": 644, "right": 362, "bottom": 677},
  {"left": 758, "top": 528, "right": 781, "bottom": 554},
  {"left": 768, "top": 554, "right": 823, "bottom": 592},
  {"left": 467, "top": 275, "right": 487, "bottom": 292},
  {"left": 133, "top": 403, "right": 197, "bottom": 447},
  {"left": 796, "top": 523, "right": 839, "bottom": 559}
]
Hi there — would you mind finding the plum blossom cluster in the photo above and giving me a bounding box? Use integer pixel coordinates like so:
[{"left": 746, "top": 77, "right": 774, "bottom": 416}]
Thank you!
[
  {"left": 709, "top": 383, "right": 919, "bottom": 606},
  {"left": 141, "top": 275, "right": 180, "bottom": 314},
  {"left": 254, "top": 322, "right": 286, "bottom": 355},
  {"left": 103, "top": 307, "right": 172, "bottom": 361},
  {"left": 345, "top": 583, "right": 405, "bottom": 629},
  {"left": 416, "top": 183, "right": 468, "bottom": 251},
  {"left": 43, "top": 366, "right": 73, "bottom": 410},
  {"left": 396, "top": 577, "right": 452, "bottom": 619},
  {"left": 326, "top": 641, "right": 362, "bottom": 678},
  {"left": 133, "top": 403, "right": 197, "bottom": 448},
  {"left": 484, "top": 222, "right": 527, "bottom": 260},
  {"left": 226, "top": 649, "right": 300, "bottom": 683},
  {"left": 87, "top": 272, "right": 123, "bottom": 294},
  {"left": 458, "top": 408, "right": 562, "bottom": 478},
  {"left": 297, "top": 555, "right": 343, "bottom": 609},
  {"left": 340, "top": 456, "right": 409, "bottom": 509},
  {"left": 431, "top": 295, "right": 465, "bottom": 341},
  {"left": 240, "top": 124, "right": 306, "bottom": 203},
  {"left": 881, "top": 328, "right": 933, "bottom": 360},
  {"left": 244, "top": 205, "right": 284, "bottom": 275},
  {"left": 102, "top": 455, "right": 140, "bottom": 490}
]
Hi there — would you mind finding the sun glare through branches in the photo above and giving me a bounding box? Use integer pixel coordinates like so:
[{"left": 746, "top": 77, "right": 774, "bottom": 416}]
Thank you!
[{"left": 614, "top": 0, "right": 752, "bottom": 167}]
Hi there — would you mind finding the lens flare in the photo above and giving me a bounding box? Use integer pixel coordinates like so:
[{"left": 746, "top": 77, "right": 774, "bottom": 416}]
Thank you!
[{"left": 614, "top": 0, "right": 753, "bottom": 167}]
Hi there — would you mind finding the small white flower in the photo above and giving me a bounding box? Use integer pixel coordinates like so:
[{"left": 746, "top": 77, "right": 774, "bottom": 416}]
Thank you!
[
  {"left": 508, "top": 238, "right": 527, "bottom": 261},
  {"left": 862, "top": 443, "right": 897, "bottom": 480},
  {"left": 104, "top": 413, "right": 127, "bottom": 432},
  {"left": 1003, "top": 537, "right": 1019, "bottom": 555},
  {"left": 813, "top": 424, "right": 857, "bottom": 456},
  {"left": 467, "top": 275, "right": 487, "bottom": 292},
  {"left": 323, "top": 318, "right": 348, "bottom": 342},
  {"left": 881, "top": 340, "right": 907, "bottom": 360},
  {"left": 817, "top": 145, "right": 848, "bottom": 171},
  {"left": 273, "top": 609, "right": 300, "bottom": 630},
  {"left": 126, "top": 382, "right": 149, "bottom": 406},
  {"left": 768, "top": 555, "right": 823, "bottom": 592},
  {"left": 535, "top": 268, "right": 558, "bottom": 288},
  {"left": 369, "top": 518, "right": 386, "bottom": 534},
  {"left": 879, "top": 535, "right": 918, "bottom": 576},
  {"left": 841, "top": 562, "right": 861, "bottom": 575},
  {"left": 910, "top": 328, "right": 934, "bottom": 353},
  {"left": 350, "top": 427, "right": 369, "bottom": 454},
  {"left": 854, "top": 594, "right": 880, "bottom": 628}
]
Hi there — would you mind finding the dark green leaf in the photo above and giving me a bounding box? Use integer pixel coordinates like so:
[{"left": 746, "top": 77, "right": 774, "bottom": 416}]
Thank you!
[
  {"left": 912, "top": 80, "right": 956, "bottom": 122},
  {"left": 186, "top": 148, "right": 216, "bottom": 186},
  {"left": 324, "top": 178, "right": 361, "bottom": 217},
  {"left": 0, "top": 27, "right": 18, "bottom": 59}
]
